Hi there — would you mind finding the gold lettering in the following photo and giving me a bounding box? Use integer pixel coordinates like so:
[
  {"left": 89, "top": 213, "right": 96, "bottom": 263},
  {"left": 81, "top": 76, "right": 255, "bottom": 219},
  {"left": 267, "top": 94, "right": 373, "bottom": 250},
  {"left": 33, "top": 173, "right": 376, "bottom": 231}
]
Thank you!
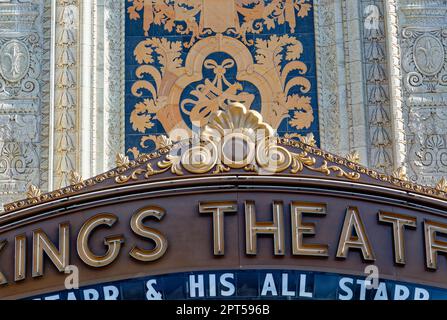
[
  {"left": 14, "top": 234, "right": 26, "bottom": 281},
  {"left": 291, "top": 202, "right": 328, "bottom": 256},
  {"left": 129, "top": 206, "right": 167, "bottom": 262},
  {"left": 378, "top": 212, "right": 416, "bottom": 264},
  {"left": 77, "top": 214, "right": 124, "bottom": 267},
  {"left": 199, "top": 201, "right": 237, "bottom": 255},
  {"left": 336, "top": 207, "right": 375, "bottom": 261},
  {"left": 424, "top": 220, "right": 447, "bottom": 270},
  {"left": 245, "top": 200, "right": 285, "bottom": 255},
  {"left": 32, "top": 223, "right": 70, "bottom": 277}
]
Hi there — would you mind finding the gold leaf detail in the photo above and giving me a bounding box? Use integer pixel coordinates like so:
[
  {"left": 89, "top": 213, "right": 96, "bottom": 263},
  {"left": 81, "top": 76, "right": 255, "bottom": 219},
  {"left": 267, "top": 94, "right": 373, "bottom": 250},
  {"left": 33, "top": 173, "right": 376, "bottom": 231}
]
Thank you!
[
  {"left": 213, "top": 164, "right": 230, "bottom": 174},
  {"left": 291, "top": 151, "right": 316, "bottom": 173},
  {"left": 27, "top": 185, "right": 41, "bottom": 199},
  {"left": 346, "top": 150, "right": 360, "bottom": 164},
  {"left": 287, "top": 95, "right": 313, "bottom": 129},
  {"left": 283, "top": 133, "right": 303, "bottom": 140},
  {"left": 140, "top": 134, "right": 173, "bottom": 150},
  {"left": 130, "top": 100, "right": 156, "bottom": 133},
  {"left": 69, "top": 171, "right": 83, "bottom": 185},
  {"left": 116, "top": 153, "right": 130, "bottom": 167},
  {"left": 392, "top": 166, "right": 408, "bottom": 181},
  {"left": 290, "top": 151, "right": 360, "bottom": 181},
  {"left": 158, "top": 155, "right": 183, "bottom": 175},
  {"left": 299, "top": 133, "right": 316, "bottom": 147}
]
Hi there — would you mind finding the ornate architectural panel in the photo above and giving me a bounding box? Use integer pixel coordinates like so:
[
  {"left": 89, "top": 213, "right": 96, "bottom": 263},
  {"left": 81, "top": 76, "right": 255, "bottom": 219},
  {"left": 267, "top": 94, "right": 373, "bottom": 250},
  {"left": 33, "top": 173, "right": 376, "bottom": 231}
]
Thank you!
[
  {"left": 6, "top": 102, "right": 447, "bottom": 214},
  {"left": 125, "top": 0, "right": 320, "bottom": 158},
  {"left": 0, "top": 0, "right": 44, "bottom": 207},
  {"left": 53, "top": 0, "right": 79, "bottom": 188},
  {"left": 399, "top": 0, "right": 447, "bottom": 186},
  {"left": 340, "top": 0, "right": 369, "bottom": 166},
  {"left": 360, "top": 0, "right": 395, "bottom": 173},
  {"left": 402, "top": 27, "right": 447, "bottom": 94},
  {"left": 103, "top": 0, "right": 125, "bottom": 171}
]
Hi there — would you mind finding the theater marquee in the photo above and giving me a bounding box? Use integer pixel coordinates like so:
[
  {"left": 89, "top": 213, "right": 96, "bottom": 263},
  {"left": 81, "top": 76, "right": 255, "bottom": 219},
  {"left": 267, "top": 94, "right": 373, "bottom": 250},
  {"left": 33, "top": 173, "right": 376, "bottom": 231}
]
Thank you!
[{"left": 2, "top": 104, "right": 447, "bottom": 300}]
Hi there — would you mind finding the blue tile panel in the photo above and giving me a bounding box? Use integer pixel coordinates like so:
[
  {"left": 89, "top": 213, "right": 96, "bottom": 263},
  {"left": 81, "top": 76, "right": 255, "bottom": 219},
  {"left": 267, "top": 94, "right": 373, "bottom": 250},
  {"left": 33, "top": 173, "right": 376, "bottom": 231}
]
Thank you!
[{"left": 125, "top": 0, "right": 319, "bottom": 158}]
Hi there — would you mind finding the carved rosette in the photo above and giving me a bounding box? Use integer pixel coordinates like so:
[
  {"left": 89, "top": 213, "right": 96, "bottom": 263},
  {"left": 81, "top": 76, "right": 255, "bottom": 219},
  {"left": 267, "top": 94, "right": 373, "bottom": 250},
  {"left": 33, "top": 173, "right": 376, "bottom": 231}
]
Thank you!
[{"left": 0, "top": 34, "right": 40, "bottom": 98}]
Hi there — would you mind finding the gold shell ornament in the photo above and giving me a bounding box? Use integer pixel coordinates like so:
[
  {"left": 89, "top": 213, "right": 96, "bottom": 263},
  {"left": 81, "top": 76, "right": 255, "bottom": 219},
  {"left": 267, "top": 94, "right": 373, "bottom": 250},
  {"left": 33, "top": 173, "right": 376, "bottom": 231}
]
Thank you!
[{"left": 115, "top": 102, "right": 360, "bottom": 179}]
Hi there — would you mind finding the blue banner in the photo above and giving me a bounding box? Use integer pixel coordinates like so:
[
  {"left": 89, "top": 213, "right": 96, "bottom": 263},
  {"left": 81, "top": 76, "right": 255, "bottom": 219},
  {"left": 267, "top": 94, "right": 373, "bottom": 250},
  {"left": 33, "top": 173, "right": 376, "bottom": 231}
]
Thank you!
[{"left": 30, "top": 269, "right": 447, "bottom": 300}]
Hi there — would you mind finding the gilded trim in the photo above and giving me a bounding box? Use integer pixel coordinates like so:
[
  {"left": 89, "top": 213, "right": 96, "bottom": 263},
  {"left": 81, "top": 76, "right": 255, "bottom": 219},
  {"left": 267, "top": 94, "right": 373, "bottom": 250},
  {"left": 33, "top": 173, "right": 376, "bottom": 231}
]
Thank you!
[{"left": 4, "top": 103, "right": 447, "bottom": 213}]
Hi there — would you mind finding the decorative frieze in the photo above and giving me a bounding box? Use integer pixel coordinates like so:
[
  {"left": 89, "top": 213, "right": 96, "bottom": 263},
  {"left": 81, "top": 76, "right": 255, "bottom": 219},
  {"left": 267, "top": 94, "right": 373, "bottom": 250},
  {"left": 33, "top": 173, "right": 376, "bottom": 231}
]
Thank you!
[
  {"left": 54, "top": 0, "right": 79, "bottom": 188},
  {"left": 360, "top": 0, "right": 394, "bottom": 173},
  {"left": 383, "top": 0, "right": 406, "bottom": 172}
]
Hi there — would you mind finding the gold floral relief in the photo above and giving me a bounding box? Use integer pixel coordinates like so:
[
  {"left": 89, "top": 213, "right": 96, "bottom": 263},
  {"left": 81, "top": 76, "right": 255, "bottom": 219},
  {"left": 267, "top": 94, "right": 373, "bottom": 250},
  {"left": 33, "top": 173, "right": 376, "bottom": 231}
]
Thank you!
[
  {"left": 128, "top": 34, "right": 314, "bottom": 144},
  {"left": 126, "top": 0, "right": 317, "bottom": 158}
]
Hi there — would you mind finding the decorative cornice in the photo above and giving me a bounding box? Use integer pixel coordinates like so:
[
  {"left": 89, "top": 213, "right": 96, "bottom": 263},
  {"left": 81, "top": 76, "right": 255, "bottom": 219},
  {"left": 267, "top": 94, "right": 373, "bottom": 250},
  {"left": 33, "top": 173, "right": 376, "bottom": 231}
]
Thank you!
[
  {"left": 3, "top": 147, "right": 171, "bottom": 212},
  {"left": 436, "top": 177, "right": 447, "bottom": 192},
  {"left": 4, "top": 103, "right": 447, "bottom": 213}
]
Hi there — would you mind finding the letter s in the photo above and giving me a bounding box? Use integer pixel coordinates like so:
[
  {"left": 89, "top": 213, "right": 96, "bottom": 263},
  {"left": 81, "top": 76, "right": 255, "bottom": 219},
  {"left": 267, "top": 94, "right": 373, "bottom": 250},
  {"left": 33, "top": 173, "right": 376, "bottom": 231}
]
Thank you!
[
  {"left": 338, "top": 277, "right": 354, "bottom": 300},
  {"left": 130, "top": 206, "right": 168, "bottom": 262}
]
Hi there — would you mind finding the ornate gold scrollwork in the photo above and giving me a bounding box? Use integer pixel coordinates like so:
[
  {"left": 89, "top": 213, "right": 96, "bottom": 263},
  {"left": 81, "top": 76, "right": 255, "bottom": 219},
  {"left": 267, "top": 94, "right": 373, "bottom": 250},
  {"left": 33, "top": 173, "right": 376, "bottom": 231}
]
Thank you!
[
  {"left": 256, "top": 137, "right": 292, "bottom": 173},
  {"left": 180, "top": 141, "right": 219, "bottom": 174},
  {"left": 115, "top": 103, "right": 361, "bottom": 182},
  {"left": 6, "top": 102, "right": 447, "bottom": 213}
]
